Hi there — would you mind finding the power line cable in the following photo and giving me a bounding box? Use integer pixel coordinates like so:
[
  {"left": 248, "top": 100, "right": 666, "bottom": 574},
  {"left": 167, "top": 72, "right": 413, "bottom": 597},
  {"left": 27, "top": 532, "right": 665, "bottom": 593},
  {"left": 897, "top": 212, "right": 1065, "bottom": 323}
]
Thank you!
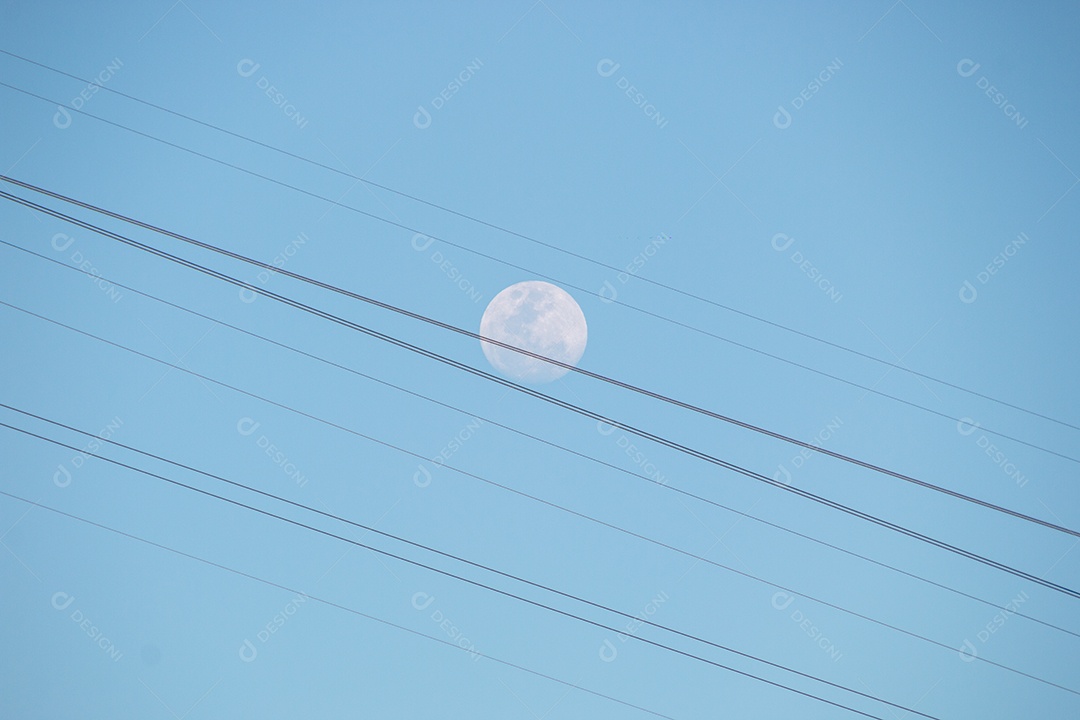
[
  {"left": 0, "top": 423, "right": 928, "bottom": 720},
  {"left": 7, "top": 398, "right": 1073, "bottom": 693},
  {"left": 0, "top": 205, "right": 1075, "bottom": 601},
  {"left": 2, "top": 48, "right": 1074, "bottom": 434},
  {"left": 5, "top": 236, "right": 1076, "bottom": 641},
  {"left": 9, "top": 411, "right": 973, "bottom": 714},
  {"left": 1, "top": 83, "right": 1077, "bottom": 467},
  {"left": 0, "top": 489, "right": 678, "bottom": 720},
  {"left": 4, "top": 180, "right": 1078, "bottom": 540}
]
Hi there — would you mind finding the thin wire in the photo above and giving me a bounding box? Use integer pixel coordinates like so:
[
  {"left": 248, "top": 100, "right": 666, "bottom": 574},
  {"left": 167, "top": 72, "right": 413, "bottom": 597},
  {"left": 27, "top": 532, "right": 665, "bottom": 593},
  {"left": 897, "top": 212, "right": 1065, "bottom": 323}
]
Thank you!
[
  {"left": 2, "top": 47, "right": 1074, "bottom": 434},
  {"left": 5, "top": 239, "right": 1075, "bottom": 645},
  {"left": 4, "top": 180, "right": 1079, "bottom": 542},
  {"left": 9, "top": 409, "right": 974, "bottom": 715},
  {"left": 0, "top": 205, "right": 1076, "bottom": 602},
  {"left": 0, "top": 84, "right": 1076, "bottom": 465},
  {"left": 0, "top": 424, "right": 912, "bottom": 720},
  {"left": 0, "top": 489, "right": 678, "bottom": 720},
  {"left": 8, "top": 397, "right": 1074, "bottom": 695}
]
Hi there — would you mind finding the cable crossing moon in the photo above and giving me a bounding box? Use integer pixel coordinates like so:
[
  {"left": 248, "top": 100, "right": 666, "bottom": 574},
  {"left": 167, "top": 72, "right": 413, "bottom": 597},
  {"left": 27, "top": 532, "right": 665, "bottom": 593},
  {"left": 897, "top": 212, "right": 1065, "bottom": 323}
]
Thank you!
[{"left": 479, "top": 280, "right": 587, "bottom": 383}]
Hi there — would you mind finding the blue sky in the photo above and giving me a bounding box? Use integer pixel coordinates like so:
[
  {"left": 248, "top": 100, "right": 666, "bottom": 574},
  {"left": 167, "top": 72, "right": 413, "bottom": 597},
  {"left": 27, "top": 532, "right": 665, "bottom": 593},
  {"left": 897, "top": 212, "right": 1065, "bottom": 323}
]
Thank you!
[{"left": 1, "top": 1, "right": 1078, "bottom": 717}]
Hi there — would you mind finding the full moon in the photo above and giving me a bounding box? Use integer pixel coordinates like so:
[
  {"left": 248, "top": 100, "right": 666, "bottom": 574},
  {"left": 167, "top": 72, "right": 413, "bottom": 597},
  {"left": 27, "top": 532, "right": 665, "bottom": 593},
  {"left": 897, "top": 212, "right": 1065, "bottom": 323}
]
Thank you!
[{"left": 479, "top": 281, "right": 588, "bottom": 383}]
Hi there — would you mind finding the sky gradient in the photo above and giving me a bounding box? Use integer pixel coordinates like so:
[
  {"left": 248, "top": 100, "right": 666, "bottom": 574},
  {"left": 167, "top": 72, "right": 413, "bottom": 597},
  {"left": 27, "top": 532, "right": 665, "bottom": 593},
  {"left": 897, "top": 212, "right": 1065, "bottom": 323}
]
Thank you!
[{"left": 1, "top": 1, "right": 1078, "bottom": 718}]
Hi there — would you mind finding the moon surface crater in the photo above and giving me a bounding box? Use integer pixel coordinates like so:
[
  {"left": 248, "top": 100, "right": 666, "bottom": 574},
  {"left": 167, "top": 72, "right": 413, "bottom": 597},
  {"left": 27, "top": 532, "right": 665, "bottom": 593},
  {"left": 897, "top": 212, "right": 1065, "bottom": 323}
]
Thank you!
[{"left": 479, "top": 281, "right": 587, "bottom": 383}]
